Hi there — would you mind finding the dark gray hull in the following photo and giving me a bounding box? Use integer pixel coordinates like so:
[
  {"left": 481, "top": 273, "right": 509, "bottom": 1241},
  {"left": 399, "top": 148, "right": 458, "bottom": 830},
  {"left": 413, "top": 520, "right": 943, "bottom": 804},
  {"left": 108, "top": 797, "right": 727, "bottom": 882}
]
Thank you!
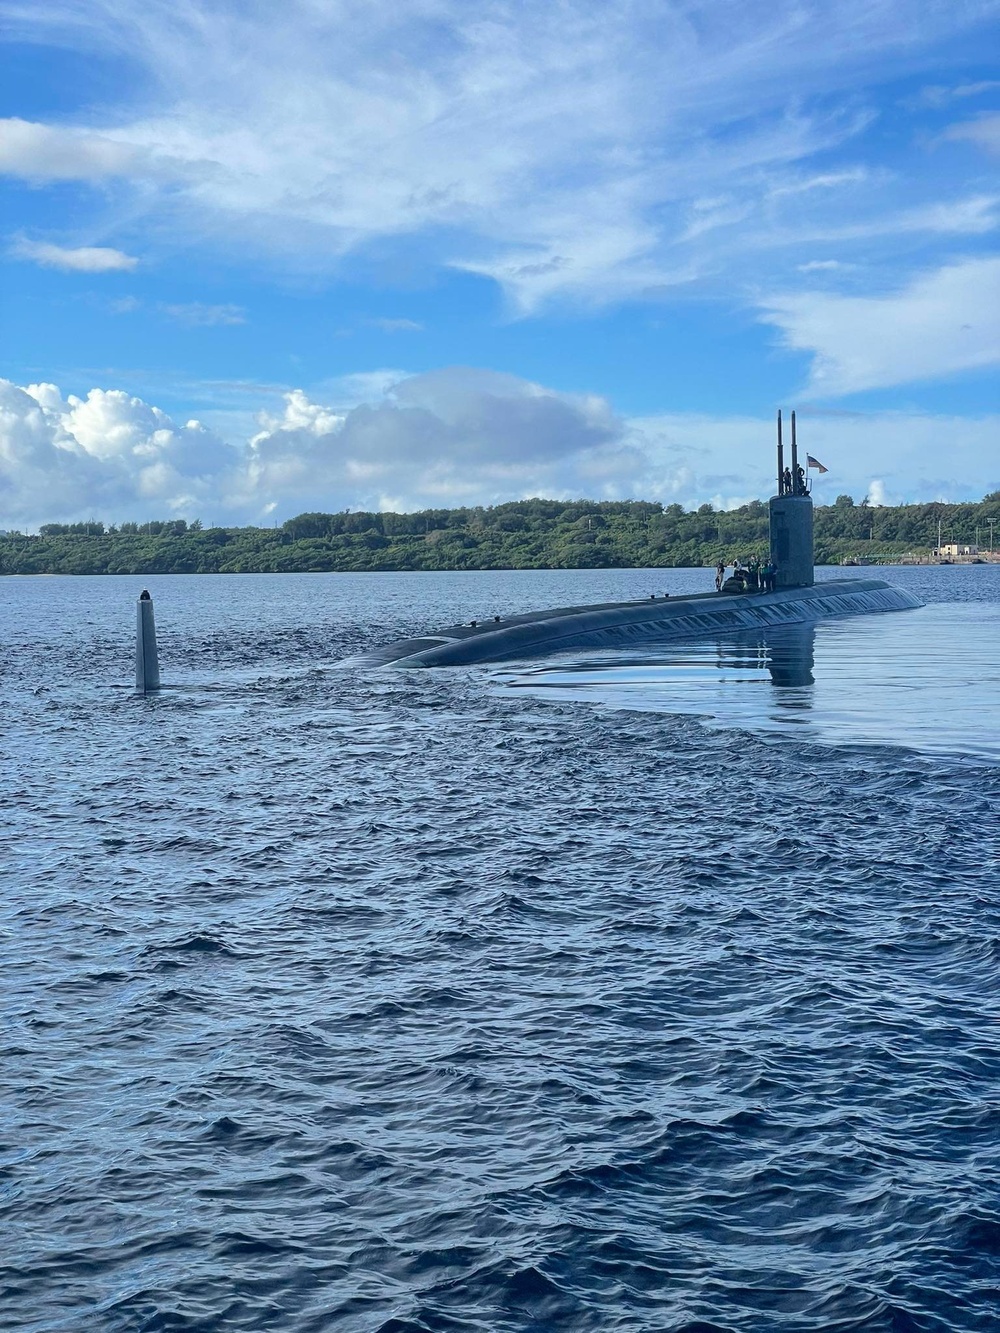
[{"left": 349, "top": 578, "right": 922, "bottom": 668}]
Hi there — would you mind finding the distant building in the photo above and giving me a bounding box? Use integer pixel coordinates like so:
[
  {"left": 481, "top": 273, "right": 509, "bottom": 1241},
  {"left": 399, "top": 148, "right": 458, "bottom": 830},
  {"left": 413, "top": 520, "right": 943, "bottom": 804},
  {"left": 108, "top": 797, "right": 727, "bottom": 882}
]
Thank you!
[{"left": 937, "top": 543, "right": 979, "bottom": 557}]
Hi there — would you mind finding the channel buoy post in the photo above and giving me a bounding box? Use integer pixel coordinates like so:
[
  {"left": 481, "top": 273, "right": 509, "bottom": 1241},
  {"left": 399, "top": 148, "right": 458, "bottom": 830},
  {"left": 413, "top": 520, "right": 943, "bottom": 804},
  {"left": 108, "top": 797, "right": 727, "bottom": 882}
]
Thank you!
[{"left": 135, "top": 589, "right": 160, "bottom": 693}]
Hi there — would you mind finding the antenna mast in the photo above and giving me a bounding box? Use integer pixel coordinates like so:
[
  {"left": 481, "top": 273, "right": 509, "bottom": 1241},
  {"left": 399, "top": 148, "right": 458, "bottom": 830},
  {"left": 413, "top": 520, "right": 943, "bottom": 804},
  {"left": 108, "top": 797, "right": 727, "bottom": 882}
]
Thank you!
[
  {"left": 790, "top": 411, "right": 799, "bottom": 493},
  {"left": 777, "top": 410, "right": 784, "bottom": 494}
]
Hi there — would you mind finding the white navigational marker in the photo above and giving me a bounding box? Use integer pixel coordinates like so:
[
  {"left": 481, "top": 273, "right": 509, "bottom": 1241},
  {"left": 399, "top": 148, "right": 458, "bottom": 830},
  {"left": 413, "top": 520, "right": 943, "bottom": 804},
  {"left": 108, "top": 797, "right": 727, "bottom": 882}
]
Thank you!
[{"left": 135, "top": 590, "right": 160, "bottom": 693}]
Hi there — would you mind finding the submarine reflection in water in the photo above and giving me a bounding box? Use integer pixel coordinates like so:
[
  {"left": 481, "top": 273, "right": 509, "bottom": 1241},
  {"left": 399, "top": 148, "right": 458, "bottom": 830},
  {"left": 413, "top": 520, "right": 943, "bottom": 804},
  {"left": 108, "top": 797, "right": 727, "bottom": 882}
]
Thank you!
[
  {"left": 501, "top": 601, "right": 1000, "bottom": 762},
  {"left": 503, "top": 623, "right": 817, "bottom": 709},
  {"left": 762, "top": 624, "right": 815, "bottom": 693}
]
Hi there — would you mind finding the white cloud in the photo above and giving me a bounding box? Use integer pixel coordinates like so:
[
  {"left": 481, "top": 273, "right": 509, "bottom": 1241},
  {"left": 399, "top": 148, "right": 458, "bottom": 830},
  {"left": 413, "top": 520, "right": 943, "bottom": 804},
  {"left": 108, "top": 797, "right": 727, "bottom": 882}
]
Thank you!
[
  {"left": 910, "top": 81, "right": 1000, "bottom": 109},
  {"left": 242, "top": 368, "right": 644, "bottom": 512},
  {"left": 945, "top": 113, "right": 1000, "bottom": 155},
  {"left": 887, "top": 196, "right": 998, "bottom": 235},
  {"left": 4, "top": 1, "right": 1000, "bottom": 306},
  {"left": 161, "top": 302, "right": 246, "bottom": 326},
  {"left": 0, "top": 117, "right": 138, "bottom": 180},
  {"left": 0, "top": 381, "right": 238, "bottom": 527},
  {"left": 365, "top": 317, "right": 424, "bottom": 333},
  {"left": 12, "top": 239, "right": 138, "bottom": 272},
  {"left": 1, "top": 369, "right": 996, "bottom": 529},
  {"left": 769, "top": 169, "right": 872, "bottom": 198},
  {"left": 746, "top": 195, "right": 1000, "bottom": 253},
  {"left": 0, "top": 369, "right": 650, "bottom": 526},
  {"left": 627, "top": 408, "right": 1000, "bottom": 508},
  {"left": 760, "top": 256, "right": 1000, "bottom": 396}
]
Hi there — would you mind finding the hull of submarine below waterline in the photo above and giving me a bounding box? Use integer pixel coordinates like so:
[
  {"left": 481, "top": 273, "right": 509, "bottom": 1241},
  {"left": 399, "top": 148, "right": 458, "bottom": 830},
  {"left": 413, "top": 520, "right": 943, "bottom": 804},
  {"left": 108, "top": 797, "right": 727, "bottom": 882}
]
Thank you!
[{"left": 346, "top": 577, "right": 922, "bottom": 669}]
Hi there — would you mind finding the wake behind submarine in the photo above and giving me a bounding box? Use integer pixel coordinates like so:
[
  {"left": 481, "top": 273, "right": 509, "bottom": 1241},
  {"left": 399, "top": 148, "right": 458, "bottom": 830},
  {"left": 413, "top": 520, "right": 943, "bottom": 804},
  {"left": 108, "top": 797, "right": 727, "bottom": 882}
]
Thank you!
[{"left": 351, "top": 412, "right": 921, "bottom": 668}]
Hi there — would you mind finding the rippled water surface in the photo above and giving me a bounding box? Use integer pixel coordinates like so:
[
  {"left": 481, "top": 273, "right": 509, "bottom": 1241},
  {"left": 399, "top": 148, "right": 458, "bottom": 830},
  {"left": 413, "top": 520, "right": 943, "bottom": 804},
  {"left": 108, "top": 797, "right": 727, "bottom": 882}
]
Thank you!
[{"left": 3, "top": 566, "right": 1000, "bottom": 1333}]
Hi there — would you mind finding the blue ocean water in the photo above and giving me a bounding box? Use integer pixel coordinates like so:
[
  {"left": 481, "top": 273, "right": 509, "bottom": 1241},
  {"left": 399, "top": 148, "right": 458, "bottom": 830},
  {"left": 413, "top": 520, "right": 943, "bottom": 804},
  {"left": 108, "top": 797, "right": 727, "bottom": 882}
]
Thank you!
[{"left": 2, "top": 565, "right": 999, "bottom": 1333}]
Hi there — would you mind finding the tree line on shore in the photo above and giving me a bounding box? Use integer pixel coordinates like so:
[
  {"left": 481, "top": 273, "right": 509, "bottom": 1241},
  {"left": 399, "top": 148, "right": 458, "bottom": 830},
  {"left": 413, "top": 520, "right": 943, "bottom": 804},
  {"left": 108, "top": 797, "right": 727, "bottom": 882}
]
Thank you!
[{"left": 1, "top": 493, "right": 998, "bottom": 575}]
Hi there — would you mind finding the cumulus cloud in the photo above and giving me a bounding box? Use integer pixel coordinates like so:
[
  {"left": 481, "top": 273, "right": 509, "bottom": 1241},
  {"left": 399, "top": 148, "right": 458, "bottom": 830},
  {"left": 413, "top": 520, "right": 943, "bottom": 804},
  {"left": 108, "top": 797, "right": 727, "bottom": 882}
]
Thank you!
[
  {"left": 0, "top": 381, "right": 238, "bottom": 528},
  {"left": 0, "top": 369, "right": 645, "bottom": 527},
  {"left": 5, "top": 1, "right": 1000, "bottom": 308},
  {"left": 759, "top": 256, "right": 1000, "bottom": 396},
  {"left": 12, "top": 239, "right": 138, "bottom": 272},
  {"left": 242, "top": 368, "right": 646, "bottom": 513},
  {"left": 2, "top": 368, "right": 996, "bottom": 530}
]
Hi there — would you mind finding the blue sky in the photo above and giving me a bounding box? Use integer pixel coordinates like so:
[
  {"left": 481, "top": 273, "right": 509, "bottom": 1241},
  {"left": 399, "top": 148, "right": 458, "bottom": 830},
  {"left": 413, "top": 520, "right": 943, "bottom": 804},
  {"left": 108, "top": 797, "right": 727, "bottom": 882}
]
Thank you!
[{"left": 1, "top": 0, "right": 998, "bottom": 527}]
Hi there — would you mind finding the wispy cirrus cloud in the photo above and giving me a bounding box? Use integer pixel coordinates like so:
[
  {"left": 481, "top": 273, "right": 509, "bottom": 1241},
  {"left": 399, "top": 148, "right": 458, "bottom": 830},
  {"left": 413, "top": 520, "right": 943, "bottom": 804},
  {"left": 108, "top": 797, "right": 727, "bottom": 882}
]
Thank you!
[
  {"left": 798, "top": 260, "right": 852, "bottom": 272},
  {"left": 759, "top": 256, "right": 1000, "bottom": 396},
  {"left": 364, "top": 317, "right": 424, "bottom": 334},
  {"left": 944, "top": 113, "right": 1000, "bottom": 155},
  {"left": 908, "top": 80, "right": 1000, "bottom": 109},
  {"left": 2, "top": 0, "right": 999, "bottom": 311},
  {"left": 161, "top": 302, "right": 246, "bottom": 326}
]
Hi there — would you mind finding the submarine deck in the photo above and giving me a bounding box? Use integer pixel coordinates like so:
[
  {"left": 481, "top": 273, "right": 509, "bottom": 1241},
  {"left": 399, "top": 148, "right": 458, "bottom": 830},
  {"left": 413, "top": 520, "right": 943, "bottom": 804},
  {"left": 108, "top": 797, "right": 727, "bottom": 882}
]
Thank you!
[{"left": 348, "top": 577, "right": 922, "bottom": 668}]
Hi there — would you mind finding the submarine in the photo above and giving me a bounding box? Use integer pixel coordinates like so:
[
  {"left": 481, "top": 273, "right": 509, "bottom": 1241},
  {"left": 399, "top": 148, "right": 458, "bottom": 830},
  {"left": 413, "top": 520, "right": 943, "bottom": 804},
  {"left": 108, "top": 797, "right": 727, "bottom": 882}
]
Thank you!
[{"left": 351, "top": 411, "right": 920, "bottom": 668}]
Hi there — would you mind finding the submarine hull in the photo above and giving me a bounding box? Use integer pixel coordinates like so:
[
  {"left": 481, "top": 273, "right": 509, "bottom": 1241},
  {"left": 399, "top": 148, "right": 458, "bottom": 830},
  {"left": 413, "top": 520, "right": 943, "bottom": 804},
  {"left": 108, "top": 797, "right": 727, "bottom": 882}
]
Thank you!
[{"left": 349, "top": 578, "right": 921, "bottom": 668}]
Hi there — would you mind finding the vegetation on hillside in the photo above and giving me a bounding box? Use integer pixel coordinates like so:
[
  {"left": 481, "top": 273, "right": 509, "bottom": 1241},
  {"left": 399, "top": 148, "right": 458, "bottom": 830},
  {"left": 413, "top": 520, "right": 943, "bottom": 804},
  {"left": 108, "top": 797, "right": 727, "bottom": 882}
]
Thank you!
[{"left": 2, "top": 493, "right": 998, "bottom": 575}]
